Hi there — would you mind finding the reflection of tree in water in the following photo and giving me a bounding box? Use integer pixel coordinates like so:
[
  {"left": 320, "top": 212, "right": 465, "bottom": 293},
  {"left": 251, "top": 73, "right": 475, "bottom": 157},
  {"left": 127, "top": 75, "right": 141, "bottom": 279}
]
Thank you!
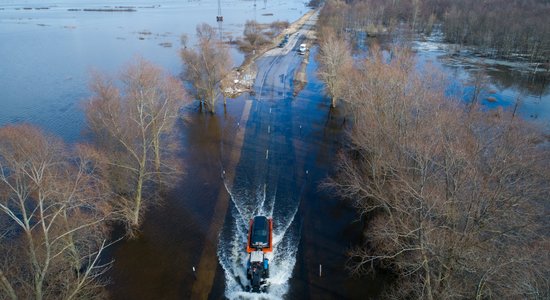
[
  {"left": 351, "top": 28, "right": 550, "bottom": 99},
  {"left": 485, "top": 65, "right": 550, "bottom": 97}
]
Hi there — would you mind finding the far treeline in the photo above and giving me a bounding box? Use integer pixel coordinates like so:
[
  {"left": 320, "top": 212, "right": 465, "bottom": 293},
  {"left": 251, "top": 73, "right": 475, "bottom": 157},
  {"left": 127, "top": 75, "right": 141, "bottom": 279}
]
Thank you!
[
  {"left": 316, "top": 0, "right": 550, "bottom": 63},
  {"left": 316, "top": 0, "right": 550, "bottom": 299}
]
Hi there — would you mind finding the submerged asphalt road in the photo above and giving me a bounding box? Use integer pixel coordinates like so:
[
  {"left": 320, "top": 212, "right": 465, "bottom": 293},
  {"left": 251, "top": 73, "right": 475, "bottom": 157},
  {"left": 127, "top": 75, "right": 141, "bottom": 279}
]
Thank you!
[
  {"left": 190, "top": 11, "right": 319, "bottom": 299},
  {"left": 109, "top": 9, "right": 382, "bottom": 299},
  {"left": 215, "top": 10, "right": 384, "bottom": 298},
  {"left": 254, "top": 11, "right": 317, "bottom": 99}
]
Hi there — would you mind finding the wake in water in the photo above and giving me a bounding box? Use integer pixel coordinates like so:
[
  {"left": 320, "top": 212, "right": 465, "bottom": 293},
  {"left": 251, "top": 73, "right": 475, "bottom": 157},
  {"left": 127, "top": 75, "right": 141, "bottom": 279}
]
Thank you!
[{"left": 218, "top": 178, "right": 302, "bottom": 299}]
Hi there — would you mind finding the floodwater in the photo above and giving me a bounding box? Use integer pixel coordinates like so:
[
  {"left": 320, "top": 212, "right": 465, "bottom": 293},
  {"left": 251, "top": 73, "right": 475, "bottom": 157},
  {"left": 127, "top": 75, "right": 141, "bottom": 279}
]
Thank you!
[
  {"left": 3, "top": 2, "right": 549, "bottom": 299},
  {"left": 107, "top": 47, "right": 383, "bottom": 299},
  {"left": 413, "top": 36, "right": 550, "bottom": 129},
  {"left": 0, "top": 0, "right": 307, "bottom": 142},
  {"left": 354, "top": 31, "right": 550, "bottom": 131}
]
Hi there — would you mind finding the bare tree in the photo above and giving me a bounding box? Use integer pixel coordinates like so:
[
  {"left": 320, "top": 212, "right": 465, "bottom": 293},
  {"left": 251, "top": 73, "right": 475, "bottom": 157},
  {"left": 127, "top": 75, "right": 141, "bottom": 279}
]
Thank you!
[
  {"left": 181, "top": 23, "right": 232, "bottom": 114},
  {"left": 318, "top": 0, "right": 550, "bottom": 62},
  {"left": 236, "top": 20, "right": 289, "bottom": 53},
  {"left": 269, "top": 20, "right": 290, "bottom": 35},
  {"left": 240, "top": 20, "right": 268, "bottom": 52},
  {"left": 317, "top": 27, "right": 353, "bottom": 108},
  {"left": 329, "top": 45, "right": 550, "bottom": 299},
  {"left": 0, "top": 124, "right": 113, "bottom": 299},
  {"left": 85, "top": 59, "right": 187, "bottom": 234},
  {"left": 467, "top": 69, "right": 489, "bottom": 113},
  {"left": 317, "top": 0, "right": 349, "bottom": 37},
  {"left": 121, "top": 60, "right": 187, "bottom": 175}
]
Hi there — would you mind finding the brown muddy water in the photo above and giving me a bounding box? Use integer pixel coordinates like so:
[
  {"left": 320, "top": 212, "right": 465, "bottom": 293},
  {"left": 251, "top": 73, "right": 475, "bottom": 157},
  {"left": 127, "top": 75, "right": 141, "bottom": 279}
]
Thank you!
[{"left": 106, "top": 47, "right": 384, "bottom": 299}]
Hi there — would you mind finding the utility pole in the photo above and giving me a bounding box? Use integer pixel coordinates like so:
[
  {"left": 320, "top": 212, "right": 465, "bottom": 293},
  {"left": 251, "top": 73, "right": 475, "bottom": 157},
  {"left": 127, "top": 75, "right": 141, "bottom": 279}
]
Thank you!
[
  {"left": 217, "top": 0, "right": 223, "bottom": 41},
  {"left": 254, "top": 0, "right": 257, "bottom": 22},
  {"left": 216, "top": 0, "right": 223, "bottom": 22}
]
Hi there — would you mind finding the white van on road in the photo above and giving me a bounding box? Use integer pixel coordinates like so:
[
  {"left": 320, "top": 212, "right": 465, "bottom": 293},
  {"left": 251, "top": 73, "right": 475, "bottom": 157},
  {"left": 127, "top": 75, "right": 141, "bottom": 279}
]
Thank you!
[{"left": 298, "top": 43, "right": 307, "bottom": 55}]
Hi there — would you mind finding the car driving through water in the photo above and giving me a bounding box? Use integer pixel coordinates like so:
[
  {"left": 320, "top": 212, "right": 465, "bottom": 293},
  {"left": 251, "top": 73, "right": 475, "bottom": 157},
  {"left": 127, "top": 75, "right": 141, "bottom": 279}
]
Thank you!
[{"left": 246, "top": 216, "right": 273, "bottom": 293}]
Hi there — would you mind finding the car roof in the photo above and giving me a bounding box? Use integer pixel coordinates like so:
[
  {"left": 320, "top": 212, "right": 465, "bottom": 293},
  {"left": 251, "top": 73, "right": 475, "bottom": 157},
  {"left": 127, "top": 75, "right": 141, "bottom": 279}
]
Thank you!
[{"left": 253, "top": 216, "right": 268, "bottom": 227}]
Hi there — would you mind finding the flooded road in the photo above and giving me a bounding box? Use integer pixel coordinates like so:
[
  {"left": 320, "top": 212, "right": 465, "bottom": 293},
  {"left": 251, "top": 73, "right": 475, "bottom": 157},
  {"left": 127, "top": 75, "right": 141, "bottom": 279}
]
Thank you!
[
  {"left": 217, "top": 14, "right": 316, "bottom": 299},
  {"left": 7, "top": 2, "right": 546, "bottom": 299},
  {"left": 107, "top": 11, "right": 383, "bottom": 299},
  {"left": 2, "top": 2, "right": 381, "bottom": 298},
  {"left": 105, "top": 31, "right": 548, "bottom": 299}
]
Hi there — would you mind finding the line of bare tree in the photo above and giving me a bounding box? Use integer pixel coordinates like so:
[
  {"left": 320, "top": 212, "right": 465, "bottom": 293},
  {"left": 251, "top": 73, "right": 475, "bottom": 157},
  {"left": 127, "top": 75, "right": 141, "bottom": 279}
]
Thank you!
[
  {"left": 318, "top": 0, "right": 550, "bottom": 63},
  {"left": 0, "top": 125, "right": 114, "bottom": 299},
  {"left": 433, "top": 0, "right": 550, "bottom": 62},
  {"left": 325, "top": 44, "right": 550, "bottom": 299},
  {"left": 0, "top": 59, "right": 189, "bottom": 299},
  {"left": 236, "top": 20, "right": 290, "bottom": 53},
  {"left": 0, "top": 59, "right": 190, "bottom": 299}
]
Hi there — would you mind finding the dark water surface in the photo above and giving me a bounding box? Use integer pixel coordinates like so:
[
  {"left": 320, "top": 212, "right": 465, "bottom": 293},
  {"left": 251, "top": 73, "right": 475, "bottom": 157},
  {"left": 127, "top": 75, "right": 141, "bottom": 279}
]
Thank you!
[
  {"left": 107, "top": 101, "right": 245, "bottom": 299},
  {"left": 107, "top": 46, "right": 382, "bottom": 299},
  {"left": 216, "top": 45, "right": 383, "bottom": 299}
]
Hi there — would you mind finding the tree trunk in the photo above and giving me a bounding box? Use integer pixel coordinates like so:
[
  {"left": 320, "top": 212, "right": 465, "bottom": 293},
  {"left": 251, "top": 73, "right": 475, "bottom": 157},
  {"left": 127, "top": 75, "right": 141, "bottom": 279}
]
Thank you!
[
  {"left": 422, "top": 249, "right": 435, "bottom": 300},
  {"left": 210, "top": 95, "right": 216, "bottom": 114},
  {"left": 132, "top": 165, "right": 145, "bottom": 229},
  {"left": 0, "top": 269, "right": 17, "bottom": 300},
  {"left": 153, "top": 137, "right": 161, "bottom": 175},
  {"left": 62, "top": 210, "right": 81, "bottom": 273},
  {"left": 27, "top": 232, "right": 43, "bottom": 300},
  {"left": 420, "top": 212, "right": 434, "bottom": 300}
]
